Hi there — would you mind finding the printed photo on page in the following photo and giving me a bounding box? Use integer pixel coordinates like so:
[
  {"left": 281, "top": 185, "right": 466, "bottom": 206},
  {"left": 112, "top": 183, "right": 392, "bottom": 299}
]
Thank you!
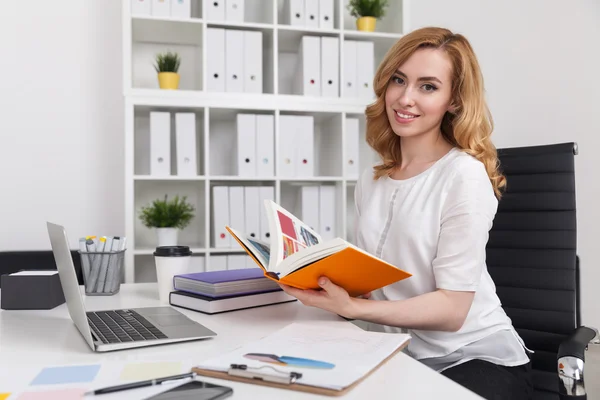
[{"left": 265, "top": 200, "right": 322, "bottom": 269}]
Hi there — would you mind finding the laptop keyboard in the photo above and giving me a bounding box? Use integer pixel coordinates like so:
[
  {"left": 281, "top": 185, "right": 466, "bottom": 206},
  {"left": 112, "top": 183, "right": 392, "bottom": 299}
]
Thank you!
[{"left": 87, "top": 309, "right": 168, "bottom": 344}]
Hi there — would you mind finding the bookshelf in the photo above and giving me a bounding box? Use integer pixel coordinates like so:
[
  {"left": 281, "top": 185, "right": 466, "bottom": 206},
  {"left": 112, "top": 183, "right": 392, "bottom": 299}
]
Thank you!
[{"left": 123, "top": 0, "right": 410, "bottom": 283}]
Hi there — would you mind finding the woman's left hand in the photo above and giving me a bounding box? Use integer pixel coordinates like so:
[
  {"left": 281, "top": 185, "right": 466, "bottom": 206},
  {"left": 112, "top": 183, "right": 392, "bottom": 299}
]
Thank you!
[{"left": 278, "top": 277, "right": 356, "bottom": 318}]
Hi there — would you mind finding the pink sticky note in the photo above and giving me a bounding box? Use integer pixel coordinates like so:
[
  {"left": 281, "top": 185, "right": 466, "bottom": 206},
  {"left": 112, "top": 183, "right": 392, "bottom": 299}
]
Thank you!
[{"left": 17, "top": 388, "right": 85, "bottom": 400}]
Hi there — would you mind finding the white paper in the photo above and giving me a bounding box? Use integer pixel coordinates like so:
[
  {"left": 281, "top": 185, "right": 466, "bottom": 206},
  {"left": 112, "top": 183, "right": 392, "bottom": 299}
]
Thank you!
[
  {"left": 11, "top": 271, "right": 58, "bottom": 276},
  {"left": 196, "top": 322, "right": 410, "bottom": 391}
]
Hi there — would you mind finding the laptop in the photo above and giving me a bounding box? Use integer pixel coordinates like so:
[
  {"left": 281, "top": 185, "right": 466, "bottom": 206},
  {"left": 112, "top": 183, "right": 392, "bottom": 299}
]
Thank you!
[{"left": 47, "top": 222, "right": 217, "bottom": 352}]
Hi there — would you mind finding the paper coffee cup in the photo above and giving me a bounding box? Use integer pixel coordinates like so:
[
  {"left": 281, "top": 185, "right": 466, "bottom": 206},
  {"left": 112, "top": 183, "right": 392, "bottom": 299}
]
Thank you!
[{"left": 153, "top": 246, "right": 192, "bottom": 303}]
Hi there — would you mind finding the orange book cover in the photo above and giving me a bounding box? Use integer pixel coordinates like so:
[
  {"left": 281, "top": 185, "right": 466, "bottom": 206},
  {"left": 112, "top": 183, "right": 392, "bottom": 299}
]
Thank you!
[{"left": 225, "top": 200, "right": 412, "bottom": 297}]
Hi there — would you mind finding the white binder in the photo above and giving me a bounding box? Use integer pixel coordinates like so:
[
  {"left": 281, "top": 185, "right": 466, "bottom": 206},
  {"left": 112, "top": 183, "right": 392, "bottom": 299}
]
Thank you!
[
  {"left": 207, "top": 28, "right": 225, "bottom": 92},
  {"left": 299, "top": 186, "right": 319, "bottom": 231},
  {"left": 286, "top": 0, "right": 304, "bottom": 26},
  {"left": 278, "top": 115, "right": 296, "bottom": 177},
  {"left": 318, "top": 0, "right": 334, "bottom": 29},
  {"left": 175, "top": 113, "right": 197, "bottom": 176},
  {"left": 170, "top": 0, "right": 191, "bottom": 18},
  {"left": 295, "top": 115, "right": 314, "bottom": 177},
  {"left": 208, "top": 255, "right": 227, "bottom": 271},
  {"left": 227, "top": 255, "right": 248, "bottom": 270},
  {"left": 225, "top": 29, "right": 244, "bottom": 92},
  {"left": 243, "top": 30, "right": 263, "bottom": 93},
  {"left": 356, "top": 41, "right": 375, "bottom": 99},
  {"left": 212, "top": 186, "right": 231, "bottom": 248},
  {"left": 255, "top": 114, "right": 274, "bottom": 176},
  {"left": 304, "top": 0, "right": 319, "bottom": 28},
  {"left": 293, "top": 36, "right": 320, "bottom": 97},
  {"left": 320, "top": 36, "right": 339, "bottom": 97},
  {"left": 345, "top": 118, "right": 360, "bottom": 179},
  {"left": 204, "top": 0, "right": 225, "bottom": 20},
  {"left": 228, "top": 186, "right": 246, "bottom": 233},
  {"left": 225, "top": 0, "right": 244, "bottom": 22},
  {"left": 151, "top": 0, "right": 170, "bottom": 16},
  {"left": 150, "top": 112, "right": 171, "bottom": 176},
  {"left": 131, "top": 0, "right": 151, "bottom": 16},
  {"left": 319, "top": 185, "right": 336, "bottom": 241},
  {"left": 258, "top": 186, "right": 275, "bottom": 241},
  {"left": 244, "top": 186, "right": 260, "bottom": 240},
  {"left": 236, "top": 114, "right": 257, "bottom": 177},
  {"left": 343, "top": 40, "right": 357, "bottom": 97}
]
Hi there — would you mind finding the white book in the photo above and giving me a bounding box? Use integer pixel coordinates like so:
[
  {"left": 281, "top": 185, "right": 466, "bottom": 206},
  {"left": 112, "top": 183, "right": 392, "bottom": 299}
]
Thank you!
[{"left": 170, "top": 290, "right": 296, "bottom": 314}]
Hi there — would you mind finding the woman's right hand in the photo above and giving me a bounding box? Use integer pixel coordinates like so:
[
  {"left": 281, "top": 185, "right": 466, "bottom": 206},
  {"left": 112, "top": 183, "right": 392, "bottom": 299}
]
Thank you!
[{"left": 360, "top": 292, "right": 372, "bottom": 299}]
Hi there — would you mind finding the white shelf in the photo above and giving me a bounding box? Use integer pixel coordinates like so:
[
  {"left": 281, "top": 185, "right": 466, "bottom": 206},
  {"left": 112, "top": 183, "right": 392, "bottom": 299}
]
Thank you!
[{"left": 124, "top": 0, "right": 408, "bottom": 283}]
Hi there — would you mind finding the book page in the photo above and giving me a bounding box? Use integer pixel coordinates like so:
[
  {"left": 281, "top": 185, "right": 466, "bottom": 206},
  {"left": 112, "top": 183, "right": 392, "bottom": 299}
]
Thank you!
[
  {"left": 196, "top": 322, "right": 410, "bottom": 391},
  {"left": 264, "top": 200, "right": 323, "bottom": 272},
  {"left": 226, "top": 226, "right": 270, "bottom": 270}
]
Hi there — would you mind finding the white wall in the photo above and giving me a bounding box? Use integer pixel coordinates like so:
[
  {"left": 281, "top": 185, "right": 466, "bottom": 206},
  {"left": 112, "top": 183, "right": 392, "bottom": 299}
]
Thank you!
[
  {"left": 0, "top": 1, "right": 124, "bottom": 250},
  {"left": 409, "top": 0, "right": 600, "bottom": 328}
]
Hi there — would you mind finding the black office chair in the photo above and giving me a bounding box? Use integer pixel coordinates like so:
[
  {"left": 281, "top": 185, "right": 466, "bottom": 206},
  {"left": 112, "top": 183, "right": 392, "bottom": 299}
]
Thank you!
[
  {"left": 0, "top": 250, "right": 84, "bottom": 288},
  {"left": 488, "top": 142, "right": 599, "bottom": 400}
]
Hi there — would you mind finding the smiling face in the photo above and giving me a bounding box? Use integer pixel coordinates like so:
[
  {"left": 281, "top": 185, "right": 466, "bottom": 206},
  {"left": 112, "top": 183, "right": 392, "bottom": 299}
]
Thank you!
[{"left": 385, "top": 48, "right": 455, "bottom": 139}]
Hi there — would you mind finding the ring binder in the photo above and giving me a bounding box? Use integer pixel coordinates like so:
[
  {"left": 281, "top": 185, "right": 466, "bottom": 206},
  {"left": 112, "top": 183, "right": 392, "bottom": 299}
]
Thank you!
[{"left": 228, "top": 364, "right": 302, "bottom": 384}]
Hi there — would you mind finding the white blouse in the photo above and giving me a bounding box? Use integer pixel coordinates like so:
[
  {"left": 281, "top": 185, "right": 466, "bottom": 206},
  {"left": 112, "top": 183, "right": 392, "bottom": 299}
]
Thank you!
[{"left": 355, "top": 147, "right": 531, "bottom": 372}]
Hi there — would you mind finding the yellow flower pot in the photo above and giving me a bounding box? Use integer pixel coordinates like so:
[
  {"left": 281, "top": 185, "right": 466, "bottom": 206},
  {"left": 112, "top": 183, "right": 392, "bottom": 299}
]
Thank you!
[
  {"left": 158, "top": 72, "right": 180, "bottom": 90},
  {"left": 356, "top": 16, "right": 377, "bottom": 32}
]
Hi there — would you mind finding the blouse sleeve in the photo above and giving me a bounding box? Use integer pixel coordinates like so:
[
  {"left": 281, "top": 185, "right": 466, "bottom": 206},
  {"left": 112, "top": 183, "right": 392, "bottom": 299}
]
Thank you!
[{"left": 432, "top": 160, "right": 498, "bottom": 291}]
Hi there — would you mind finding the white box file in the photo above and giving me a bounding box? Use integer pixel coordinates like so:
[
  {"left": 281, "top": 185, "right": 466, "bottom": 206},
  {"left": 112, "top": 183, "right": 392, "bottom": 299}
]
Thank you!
[
  {"left": 150, "top": 112, "right": 171, "bottom": 176},
  {"left": 212, "top": 186, "right": 231, "bottom": 248},
  {"left": 255, "top": 115, "right": 274, "bottom": 176},
  {"left": 204, "top": 0, "right": 225, "bottom": 20},
  {"left": 170, "top": 0, "right": 191, "bottom": 18},
  {"left": 356, "top": 41, "right": 375, "bottom": 99},
  {"left": 320, "top": 36, "right": 339, "bottom": 97},
  {"left": 304, "top": 0, "right": 319, "bottom": 28},
  {"left": 278, "top": 115, "right": 296, "bottom": 178},
  {"left": 285, "top": 0, "right": 304, "bottom": 26},
  {"left": 243, "top": 30, "right": 263, "bottom": 93},
  {"left": 175, "top": 113, "right": 198, "bottom": 176},
  {"left": 295, "top": 115, "right": 314, "bottom": 177},
  {"left": 293, "top": 36, "right": 320, "bottom": 97},
  {"left": 236, "top": 114, "right": 257, "bottom": 177},
  {"left": 318, "top": 0, "right": 334, "bottom": 29},
  {"left": 258, "top": 186, "right": 275, "bottom": 241},
  {"left": 345, "top": 118, "right": 360, "bottom": 179},
  {"left": 225, "top": 0, "right": 244, "bottom": 22},
  {"left": 151, "top": 0, "right": 171, "bottom": 16},
  {"left": 228, "top": 186, "right": 245, "bottom": 234},
  {"left": 131, "top": 0, "right": 151, "bottom": 16},
  {"left": 299, "top": 186, "right": 319, "bottom": 231},
  {"left": 319, "top": 185, "right": 336, "bottom": 241},
  {"left": 225, "top": 29, "right": 245, "bottom": 92},
  {"left": 244, "top": 187, "right": 260, "bottom": 240},
  {"left": 207, "top": 28, "right": 226, "bottom": 92},
  {"left": 343, "top": 40, "right": 357, "bottom": 97}
]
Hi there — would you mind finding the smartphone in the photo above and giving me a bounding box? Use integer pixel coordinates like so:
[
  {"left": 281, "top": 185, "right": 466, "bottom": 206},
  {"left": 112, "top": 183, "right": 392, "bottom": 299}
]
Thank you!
[{"left": 147, "top": 380, "right": 233, "bottom": 400}]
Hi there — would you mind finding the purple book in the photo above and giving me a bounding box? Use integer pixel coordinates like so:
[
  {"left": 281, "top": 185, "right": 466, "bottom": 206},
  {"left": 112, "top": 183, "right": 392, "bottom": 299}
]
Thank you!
[{"left": 173, "top": 268, "right": 281, "bottom": 298}]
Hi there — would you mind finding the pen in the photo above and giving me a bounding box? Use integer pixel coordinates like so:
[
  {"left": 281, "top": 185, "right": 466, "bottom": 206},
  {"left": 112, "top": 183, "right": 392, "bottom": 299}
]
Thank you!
[{"left": 84, "top": 372, "right": 196, "bottom": 396}]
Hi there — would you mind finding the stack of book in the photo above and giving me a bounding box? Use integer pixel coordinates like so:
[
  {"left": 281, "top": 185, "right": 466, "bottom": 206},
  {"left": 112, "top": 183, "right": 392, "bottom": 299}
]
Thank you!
[{"left": 169, "top": 268, "right": 297, "bottom": 315}]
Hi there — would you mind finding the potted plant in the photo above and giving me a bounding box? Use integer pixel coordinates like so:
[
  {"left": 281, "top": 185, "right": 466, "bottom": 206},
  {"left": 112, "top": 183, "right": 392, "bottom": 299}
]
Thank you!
[
  {"left": 154, "top": 51, "right": 181, "bottom": 90},
  {"left": 139, "top": 195, "right": 195, "bottom": 246},
  {"left": 347, "top": 0, "right": 389, "bottom": 32}
]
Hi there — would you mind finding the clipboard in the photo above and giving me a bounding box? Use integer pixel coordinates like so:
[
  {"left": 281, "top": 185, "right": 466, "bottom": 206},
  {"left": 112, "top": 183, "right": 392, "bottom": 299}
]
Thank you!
[{"left": 192, "top": 340, "right": 408, "bottom": 397}]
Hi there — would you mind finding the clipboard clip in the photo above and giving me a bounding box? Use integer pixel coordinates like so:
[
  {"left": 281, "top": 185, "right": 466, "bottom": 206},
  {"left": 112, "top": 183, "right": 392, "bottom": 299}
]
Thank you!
[{"left": 228, "top": 364, "right": 303, "bottom": 385}]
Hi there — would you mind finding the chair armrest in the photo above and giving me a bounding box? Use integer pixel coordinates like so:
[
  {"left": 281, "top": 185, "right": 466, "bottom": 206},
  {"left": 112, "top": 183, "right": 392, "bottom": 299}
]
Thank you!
[{"left": 558, "top": 326, "right": 599, "bottom": 400}]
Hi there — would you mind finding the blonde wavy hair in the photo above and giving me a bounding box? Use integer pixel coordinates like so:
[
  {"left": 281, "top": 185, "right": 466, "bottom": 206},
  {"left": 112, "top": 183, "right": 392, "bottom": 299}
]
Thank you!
[{"left": 366, "top": 27, "right": 506, "bottom": 197}]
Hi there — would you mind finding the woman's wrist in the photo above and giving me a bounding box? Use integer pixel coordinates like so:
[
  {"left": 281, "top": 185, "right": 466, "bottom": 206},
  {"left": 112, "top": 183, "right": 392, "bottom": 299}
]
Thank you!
[{"left": 343, "top": 297, "right": 367, "bottom": 320}]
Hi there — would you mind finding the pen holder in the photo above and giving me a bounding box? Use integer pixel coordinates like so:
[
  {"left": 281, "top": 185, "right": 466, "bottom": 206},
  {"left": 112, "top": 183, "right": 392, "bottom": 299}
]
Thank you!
[{"left": 78, "top": 250, "right": 126, "bottom": 296}]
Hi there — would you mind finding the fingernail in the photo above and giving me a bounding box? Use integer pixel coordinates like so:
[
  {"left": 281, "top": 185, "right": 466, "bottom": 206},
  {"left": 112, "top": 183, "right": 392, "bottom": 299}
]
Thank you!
[{"left": 318, "top": 277, "right": 326, "bottom": 286}]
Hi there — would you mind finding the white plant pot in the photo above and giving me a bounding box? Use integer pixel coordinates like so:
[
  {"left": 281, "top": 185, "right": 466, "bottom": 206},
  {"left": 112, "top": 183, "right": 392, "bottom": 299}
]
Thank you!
[{"left": 156, "top": 228, "right": 178, "bottom": 246}]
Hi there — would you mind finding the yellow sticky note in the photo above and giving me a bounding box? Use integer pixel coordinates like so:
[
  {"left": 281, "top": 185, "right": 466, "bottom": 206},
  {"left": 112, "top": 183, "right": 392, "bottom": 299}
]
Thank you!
[
  {"left": 0, "top": 393, "right": 10, "bottom": 400},
  {"left": 119, "top": 362, "right": 182, "bottom": 381}
]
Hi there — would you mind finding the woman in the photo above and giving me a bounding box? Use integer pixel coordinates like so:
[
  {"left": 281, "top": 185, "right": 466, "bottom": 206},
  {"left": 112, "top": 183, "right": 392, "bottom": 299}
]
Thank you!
[{"left": 279, "top": 27, "right": 533, "bottom": 399}]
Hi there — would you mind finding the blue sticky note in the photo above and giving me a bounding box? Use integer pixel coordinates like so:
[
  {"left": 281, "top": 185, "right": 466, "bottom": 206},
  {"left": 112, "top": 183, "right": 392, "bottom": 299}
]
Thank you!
[{"left": 30, "top": 365, "right": 101, "bottom": 385}]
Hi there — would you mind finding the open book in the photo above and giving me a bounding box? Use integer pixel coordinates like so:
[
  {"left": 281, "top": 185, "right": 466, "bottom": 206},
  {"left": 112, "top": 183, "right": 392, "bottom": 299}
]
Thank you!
[{"left": 226, "top": 200, "right": 411, "bottom": 297}]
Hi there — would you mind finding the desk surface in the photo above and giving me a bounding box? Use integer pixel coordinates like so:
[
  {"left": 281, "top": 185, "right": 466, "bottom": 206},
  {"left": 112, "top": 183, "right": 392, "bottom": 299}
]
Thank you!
[{"left": 0, "top": 283, "right": 482, "bottom": 399}]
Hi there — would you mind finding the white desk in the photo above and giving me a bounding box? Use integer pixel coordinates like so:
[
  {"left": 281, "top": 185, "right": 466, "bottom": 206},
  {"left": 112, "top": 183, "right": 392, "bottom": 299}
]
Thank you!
[{"left": 0, "top": 283, "right": 482, "bottom": 399}]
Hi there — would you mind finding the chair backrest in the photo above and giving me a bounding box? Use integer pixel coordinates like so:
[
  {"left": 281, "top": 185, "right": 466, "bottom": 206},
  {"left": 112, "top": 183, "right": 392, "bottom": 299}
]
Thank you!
[
  {"left": 486, "top": 142, "right": 578, "bottom": 393},
  {"left": 0, "top": 250, "right": 84, "bottom": 287}
]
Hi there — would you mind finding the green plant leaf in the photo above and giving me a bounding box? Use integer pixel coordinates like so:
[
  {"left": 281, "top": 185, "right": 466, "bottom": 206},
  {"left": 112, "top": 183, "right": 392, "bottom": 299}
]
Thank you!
[
  {"left": 347, "top": 0, "right": 389, "bottom": 19},
  {"left": 138, "top": 194, "right": 195, "bottom": 229},
  {"left": 154, "top": 51, "right": 181, "bottom": 73}
]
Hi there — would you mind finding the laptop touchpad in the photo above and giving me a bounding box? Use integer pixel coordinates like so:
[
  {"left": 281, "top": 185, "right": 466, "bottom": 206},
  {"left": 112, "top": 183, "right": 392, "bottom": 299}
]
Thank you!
[{"left": 151, "top": 315, "right": 194, "bottom": 326}]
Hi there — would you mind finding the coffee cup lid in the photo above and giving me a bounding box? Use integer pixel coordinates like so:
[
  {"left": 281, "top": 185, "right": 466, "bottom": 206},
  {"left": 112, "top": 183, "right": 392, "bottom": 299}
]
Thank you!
[{"left": 153, "top": 246, "right": 192, "bottom": 257}]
